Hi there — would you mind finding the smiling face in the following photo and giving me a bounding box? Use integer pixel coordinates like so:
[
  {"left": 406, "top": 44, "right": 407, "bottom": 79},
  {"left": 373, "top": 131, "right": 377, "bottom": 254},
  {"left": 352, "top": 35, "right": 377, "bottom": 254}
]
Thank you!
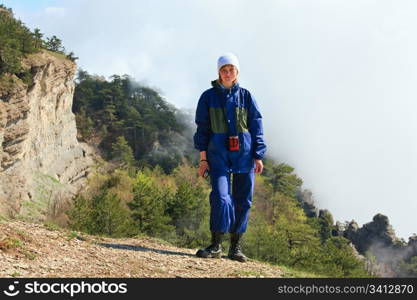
[{"left": 219, "top": 64, "right": 238, "bottom": 88}]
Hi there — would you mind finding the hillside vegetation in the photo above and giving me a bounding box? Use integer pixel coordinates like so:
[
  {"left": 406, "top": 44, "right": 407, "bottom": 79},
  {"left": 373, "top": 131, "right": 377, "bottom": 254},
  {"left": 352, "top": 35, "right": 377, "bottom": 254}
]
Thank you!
[{"left": 73, "top": 70, "right": 195, "bottom": 173}]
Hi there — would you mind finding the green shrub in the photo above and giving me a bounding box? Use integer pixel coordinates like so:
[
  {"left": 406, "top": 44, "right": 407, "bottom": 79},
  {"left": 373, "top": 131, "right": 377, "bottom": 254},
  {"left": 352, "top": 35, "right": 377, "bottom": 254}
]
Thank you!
[{"left": 68, "top": 188, "right": 137, "bottom": 237}]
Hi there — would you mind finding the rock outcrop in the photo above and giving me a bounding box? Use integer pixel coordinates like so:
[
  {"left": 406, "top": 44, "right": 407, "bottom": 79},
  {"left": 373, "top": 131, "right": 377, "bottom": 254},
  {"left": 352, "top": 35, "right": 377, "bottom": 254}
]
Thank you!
[
  {"left": 0, "top": 50, "right": 93, "bottom": 221},
  {"left": 297, "top": 189, "right": 417, "bottom": 277},
  {"left": 344, "top": 214, "right": 398, "bottom": 254},
  {"left": 343, "top": 214, "right": 417, "bottom": 277}
]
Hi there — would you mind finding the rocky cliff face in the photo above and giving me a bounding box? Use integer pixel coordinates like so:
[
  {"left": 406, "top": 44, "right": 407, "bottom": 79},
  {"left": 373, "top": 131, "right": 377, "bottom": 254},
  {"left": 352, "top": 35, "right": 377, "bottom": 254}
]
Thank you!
[{"left": 0, "top": 50, "right": 93, "bottom": 222}]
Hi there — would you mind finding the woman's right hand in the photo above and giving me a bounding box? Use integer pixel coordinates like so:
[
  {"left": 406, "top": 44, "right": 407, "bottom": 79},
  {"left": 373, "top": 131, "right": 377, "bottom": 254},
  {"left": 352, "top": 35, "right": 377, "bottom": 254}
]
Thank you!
[{"left": 198, "top": 160, "right": 210, "bottom": 178}]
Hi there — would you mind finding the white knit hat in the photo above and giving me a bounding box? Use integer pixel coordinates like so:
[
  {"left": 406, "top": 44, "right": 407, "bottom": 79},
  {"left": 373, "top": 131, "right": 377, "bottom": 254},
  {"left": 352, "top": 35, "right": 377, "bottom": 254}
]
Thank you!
[{"left": 217, "top": 53, "right": 240, "bottom": 73}]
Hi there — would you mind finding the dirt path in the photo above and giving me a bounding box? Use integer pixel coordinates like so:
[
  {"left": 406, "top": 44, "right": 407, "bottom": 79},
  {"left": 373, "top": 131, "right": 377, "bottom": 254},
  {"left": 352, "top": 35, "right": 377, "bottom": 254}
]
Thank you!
[{"left": 0, "top": 221, "right": 283, "bottom": 278}]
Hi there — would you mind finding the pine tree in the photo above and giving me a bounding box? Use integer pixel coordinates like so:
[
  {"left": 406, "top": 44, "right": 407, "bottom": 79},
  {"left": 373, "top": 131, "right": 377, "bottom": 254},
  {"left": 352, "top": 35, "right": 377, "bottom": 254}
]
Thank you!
[
  {"left": 66, "top": 51, "right": 78, "bottom": 61},
  {"left": 89, "top": 190, "right": 135, "bottom": 237},
  {"left": 111, "top": 136, "right": 134, "bottom": 167},
  {"left": 45, "top": 35, "right": 64, "bottom": 52},
  {"left": 128, "top": 172, "right": 173, "bottom": 236},
  {"left": 32, "top": 28, "right": 43, "bottom": 49}
]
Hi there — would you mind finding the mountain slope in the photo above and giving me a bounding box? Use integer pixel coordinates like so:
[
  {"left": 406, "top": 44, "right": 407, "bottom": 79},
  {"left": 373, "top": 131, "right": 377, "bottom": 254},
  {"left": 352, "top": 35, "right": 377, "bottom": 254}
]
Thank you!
[{"left": 0, "top": 220, "right": 286, "bottom": 278}]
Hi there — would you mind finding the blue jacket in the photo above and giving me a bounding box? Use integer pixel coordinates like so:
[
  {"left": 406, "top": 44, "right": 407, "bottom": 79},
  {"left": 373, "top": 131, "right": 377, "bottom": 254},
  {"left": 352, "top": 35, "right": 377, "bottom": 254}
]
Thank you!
[{"left": 194, "top": 80, "right": 267, "bottom": 173}]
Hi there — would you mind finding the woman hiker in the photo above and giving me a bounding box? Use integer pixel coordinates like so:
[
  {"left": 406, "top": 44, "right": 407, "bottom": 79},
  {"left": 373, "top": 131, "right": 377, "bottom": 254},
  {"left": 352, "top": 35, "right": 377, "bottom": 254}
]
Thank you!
[{"left": 193, "top": 53, "right": 267, "bottom": 262}]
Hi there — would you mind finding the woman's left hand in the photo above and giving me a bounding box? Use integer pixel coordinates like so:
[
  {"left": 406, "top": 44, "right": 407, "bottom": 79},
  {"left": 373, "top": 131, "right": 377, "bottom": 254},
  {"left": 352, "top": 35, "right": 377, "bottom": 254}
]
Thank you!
[{"left": 255, "top": 159, "right": 263, "bottom": 174}]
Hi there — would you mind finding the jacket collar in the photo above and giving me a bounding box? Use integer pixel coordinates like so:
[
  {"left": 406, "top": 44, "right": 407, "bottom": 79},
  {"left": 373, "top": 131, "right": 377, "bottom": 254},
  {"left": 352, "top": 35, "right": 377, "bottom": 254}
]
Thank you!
[{"left": 211, "top": 79, "right": 240, "bottom": 94}]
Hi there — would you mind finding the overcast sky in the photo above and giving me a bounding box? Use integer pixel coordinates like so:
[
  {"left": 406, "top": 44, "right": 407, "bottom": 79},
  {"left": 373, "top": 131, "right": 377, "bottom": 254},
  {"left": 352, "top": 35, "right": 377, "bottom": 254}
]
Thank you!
[{"left": 5, "top": 0, "right": 417, "bottom": 240}]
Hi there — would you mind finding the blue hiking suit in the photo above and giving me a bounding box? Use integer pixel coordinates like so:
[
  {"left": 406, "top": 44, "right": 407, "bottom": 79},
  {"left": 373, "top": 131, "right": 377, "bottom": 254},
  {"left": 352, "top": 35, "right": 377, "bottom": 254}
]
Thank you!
[{"left": 194, "top": 80, "right": 266, "bottom": 233}]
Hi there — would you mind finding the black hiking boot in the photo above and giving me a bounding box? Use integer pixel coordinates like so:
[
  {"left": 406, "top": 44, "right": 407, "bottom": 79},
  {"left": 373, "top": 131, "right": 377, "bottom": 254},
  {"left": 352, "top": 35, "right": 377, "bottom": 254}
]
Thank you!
[
  {"left": 196, "top": 232, "right": 224, "bottom": 258},
  {"left": 228, "top": 233, "right": 248, "bottom": 262}
]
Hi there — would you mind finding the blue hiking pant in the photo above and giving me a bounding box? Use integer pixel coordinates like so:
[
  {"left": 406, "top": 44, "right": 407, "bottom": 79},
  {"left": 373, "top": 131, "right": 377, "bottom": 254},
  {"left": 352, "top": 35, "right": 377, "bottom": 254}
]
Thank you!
[{"left": 209, "top": 170, "right": 255, "bottom": 233}]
